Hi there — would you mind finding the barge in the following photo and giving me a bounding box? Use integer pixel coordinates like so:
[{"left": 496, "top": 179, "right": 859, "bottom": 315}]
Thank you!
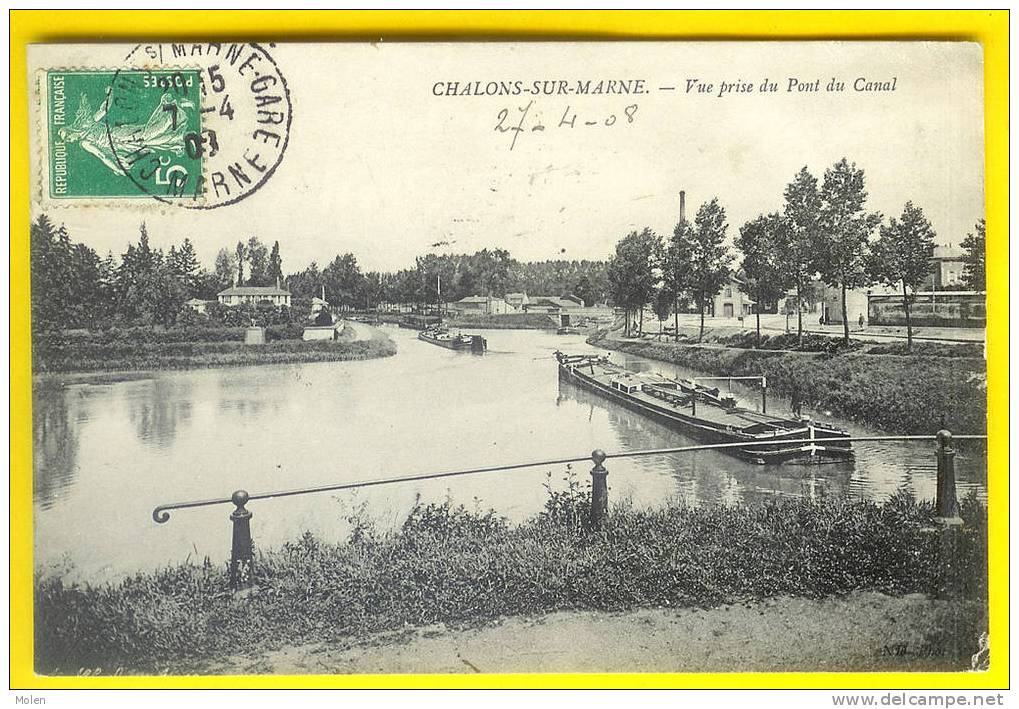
[
  {"left": 419, "top": 326, "right": 487, "bottom": 353},
  {"left": 555, "top": 352, "right": 852, "bottom": 464}
]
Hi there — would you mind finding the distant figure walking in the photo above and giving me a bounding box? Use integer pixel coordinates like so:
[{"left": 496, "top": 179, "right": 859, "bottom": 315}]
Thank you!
[
  {"left": 858, "top": 313, "right": 865, "bottom": 329},
  {"left": 790, "top": 385, "right": 803, "bottom": 418},
  {"left": 819, "top": 313, "right": 825, "bottom": 327}
]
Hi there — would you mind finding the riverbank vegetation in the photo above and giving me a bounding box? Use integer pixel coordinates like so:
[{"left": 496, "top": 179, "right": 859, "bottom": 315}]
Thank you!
[
  {"left": 32, "top": 325, "right": 396, "bottom": 374},
  {"left": 591, "top": 331, "right": 986, "bottom": 435},
  {"left": 672, "top": 329, "right": 983, "bottom": 359},
  {"left": 35, "top": 486, "right": 986, "bottom": 675}
]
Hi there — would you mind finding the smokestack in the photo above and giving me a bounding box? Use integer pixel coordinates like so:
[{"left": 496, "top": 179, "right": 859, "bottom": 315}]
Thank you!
[{"left": 679, "top": 191, "right": 687, "bottom": 225}]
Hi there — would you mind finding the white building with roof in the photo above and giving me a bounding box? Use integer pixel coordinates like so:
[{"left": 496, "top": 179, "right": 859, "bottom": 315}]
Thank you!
[{"left": 217, "top": 285, "right": 292, "bottom": 308}]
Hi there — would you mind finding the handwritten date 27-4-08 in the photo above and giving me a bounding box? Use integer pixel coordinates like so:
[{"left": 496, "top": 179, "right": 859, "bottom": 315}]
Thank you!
[{"left": 494, "top": 101, "right": 639, "bottom": 150}]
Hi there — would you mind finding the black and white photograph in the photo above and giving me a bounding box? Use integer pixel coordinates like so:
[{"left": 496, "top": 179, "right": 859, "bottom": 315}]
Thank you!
[{"left": 26, "top": 40, "right": 990, "bottom": 677}]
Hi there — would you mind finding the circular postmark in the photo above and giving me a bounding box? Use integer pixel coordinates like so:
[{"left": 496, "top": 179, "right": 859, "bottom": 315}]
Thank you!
[{"left": 105, "top": 42, "right": 292, "bottom": 209}]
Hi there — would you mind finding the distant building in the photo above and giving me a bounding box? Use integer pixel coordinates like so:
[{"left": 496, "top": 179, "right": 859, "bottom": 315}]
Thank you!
[
  {"left": 311, "top": 296, "right": 329, "bottom": 315},
  {"left": 923, "top": 245, "right": 967, "bottom": 290},
  {"left": 523, "top": 296, "right": 584, "bottom": 313},
  {"left": 303, "top": 324, "right": 341, "bottom": 341},
  {"left": 819, "top": 286, "right": 869, "bottom": 326},
  {"left": 184, "top": 298, "right": 210, "bottom": 314},
  {"left": 709, "top": 276, "right": 753, "bottom": 319},
  {"left": 217, "top": 285, "right": 292, "bottom": 308},
  {"left": 454, "top": 295, "right": 510, "bottom": 315},
  {"left": 868, "top": 290, "right": 985, "bottom": 328},
  {"left": 310, "top": 285, "right": 329, "bottom": 317},
  {"left": 504, "top": 292, "right": 529, "bottom": 311},
  {"left": 819, "top": 283, "right": 900, "bottom": 326}
]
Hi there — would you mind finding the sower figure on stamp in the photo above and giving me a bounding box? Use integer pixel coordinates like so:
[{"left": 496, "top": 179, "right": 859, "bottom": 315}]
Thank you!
[{"left": 59, "top": 89, "right": 194, "bottom": 176}]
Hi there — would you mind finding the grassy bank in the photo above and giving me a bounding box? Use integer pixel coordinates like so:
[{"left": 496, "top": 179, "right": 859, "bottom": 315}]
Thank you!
[
  {"left": 591, "top": 332, "right": 986, "bottom": 435},
  {"left": 35, "top": 490, "right": 986, "bottom": 675},
  {"left": 32, "top": 325, "right": 396, "bottom": 374},
  {"left": 448, "top": 313, "right": 558, "bottom": 330}
]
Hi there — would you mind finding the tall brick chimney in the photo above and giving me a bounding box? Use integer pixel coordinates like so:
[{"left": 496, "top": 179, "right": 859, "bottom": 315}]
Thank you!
[{"left": 679, "top": 190, "right": 687, "bottom": 224}]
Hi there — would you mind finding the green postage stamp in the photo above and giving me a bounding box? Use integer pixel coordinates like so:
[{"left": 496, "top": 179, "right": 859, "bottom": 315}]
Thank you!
[{"left": 46, "top": 69, "right": 202, "bottom": 199}]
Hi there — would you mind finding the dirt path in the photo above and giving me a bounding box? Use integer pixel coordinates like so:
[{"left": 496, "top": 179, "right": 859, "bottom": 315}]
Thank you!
[{"left": 206, "top": 592, "right": 983, "bottom": 675}]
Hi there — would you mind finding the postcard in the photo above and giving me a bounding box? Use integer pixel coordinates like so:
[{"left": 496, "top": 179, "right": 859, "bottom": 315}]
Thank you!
[{"left": 25, "top": 40, "right": 990, "bottom": 678}]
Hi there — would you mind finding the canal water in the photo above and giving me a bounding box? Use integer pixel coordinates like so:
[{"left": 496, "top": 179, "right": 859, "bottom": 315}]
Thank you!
[{"left": 33, "top": 327, "right": 987, "bottom": 582}]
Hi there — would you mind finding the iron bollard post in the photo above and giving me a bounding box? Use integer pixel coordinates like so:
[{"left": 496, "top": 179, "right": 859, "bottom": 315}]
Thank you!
[
  {"left": 229, "top": 490, "right": 255, "bottom": 591},
  {"left": 933, "top": 430, "right": 963, "bottom": 598},
  {"left": 935, "top": 430, "right": 959, "bottom": 519},
  {"left": 590, "top": 449, "right": 609, "bottom": 530}
]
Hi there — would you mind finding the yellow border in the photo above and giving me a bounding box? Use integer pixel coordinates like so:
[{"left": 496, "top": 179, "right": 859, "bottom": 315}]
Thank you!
[{"left": 10, "top": 9, "right": 1009, "bottom": 690}]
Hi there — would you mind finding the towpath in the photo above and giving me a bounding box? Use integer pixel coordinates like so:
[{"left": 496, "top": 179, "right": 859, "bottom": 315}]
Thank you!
[{"left": 205, "top": 592, "right": 983, "bottom": 675}]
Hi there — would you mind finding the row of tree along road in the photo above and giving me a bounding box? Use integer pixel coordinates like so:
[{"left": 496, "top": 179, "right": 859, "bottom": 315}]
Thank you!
[{"left": 608, "top": 158, "right": 986, "bottom": 352}]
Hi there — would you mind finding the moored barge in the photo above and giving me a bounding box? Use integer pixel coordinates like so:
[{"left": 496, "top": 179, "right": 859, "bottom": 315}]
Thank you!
[
  {"left": 555, "top": 352, "right": 852, "bottom": 464},
  {"left": 419, "top": 326, "right": 487, "bottom": 353}
]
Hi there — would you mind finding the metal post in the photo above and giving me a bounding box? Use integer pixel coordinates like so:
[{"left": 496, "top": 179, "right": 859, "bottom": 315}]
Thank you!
[
  {"left": 935, "top": 430, "right": 958, "bottom": 519},
  {"left": 691, "top": 393, "right": 696, "bottom": 416},
  {"left": 933, "top": 430, "right": 963, "bottom": 598},
  {"left": 761, "top": 376, "right": 768, "bottom": 414},
  {"left": 229, "top": 489, "right": 255, "bottom": 591},
  {"left": 589, "top": 449, "right": 608, "bottom": 530}
]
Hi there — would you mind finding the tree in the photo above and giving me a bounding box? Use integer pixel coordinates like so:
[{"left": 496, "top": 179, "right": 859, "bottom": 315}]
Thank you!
[
  {"left": 359, "top": 271, "right": 385, "bottom": 310},
  {"left": 466, "top": 248, "right": 514, "bottom": 296},
  {"left": 267, "top": 240, "right": 283, "bottom": 287},
  {"left": 674, "top": 198, "right": 733, "bottom": 342},
  {"left": 572, "top": 275, "right": 597, "bottom": 307},
  {"left": 815, "top": 159, "right": 882, "bottom": 345},
  {"left": 959, "top": 219, "right": 986, "bottom": 291},
  {"left": 782, "top": 166, "right": 822, "bottom": 345},
  {"left": 115, "top": 224, "right": 166, "bottom": 322},
  {"left": 235, "top": 241, "right": 246, "bottom": 286},
  {"left": 175, "top": 238, "right": 201, "bottom": 294},
  {"left": 662, "top": 218, "right": 695, "bottom": 342},
  {"left": 30, "top": 215, "right": 73, "bottom": 329},
  {"left": 652, "top": 285, "right": 673, "bottom": 339},
  {"left": 136, "top": 261, "right": 188, "bottom": 325},
  {"left": 869, "top": 202, "right": 936, "bottom": 352},
  {"left": 246, "top": 237, "right": 270, "bottom": 286},
  {"left": 135, "top": 222, "right": 155, "bottom": 273},
  {"left": 287, "top": 262, "right": 324, "bottom": 301},
  {"left": 738, "top": 213, "right": 795, "bottom": 347},
  {"left": 323, "top": 253, "right": 363, "bottom": 310},
  {"left": 607, "top": 228, "right": 661, "bottom": 337},
  {"left": 504, "top": 258, "right": 608, "bottom": 302},
  {"left": 214, "top": 247, "right": 237, "bottom": 290}
]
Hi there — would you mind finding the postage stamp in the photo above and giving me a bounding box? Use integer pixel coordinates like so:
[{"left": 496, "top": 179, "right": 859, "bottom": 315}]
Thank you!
[
  {"left": 46, "top": 69, "right": 202, "bottom": 199},
  {"left": 38, "top": 42, "right": 292, "bottom": 209}
]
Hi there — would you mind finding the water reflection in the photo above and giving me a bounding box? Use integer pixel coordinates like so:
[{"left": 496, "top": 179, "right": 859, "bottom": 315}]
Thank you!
[
  {"left": 558, "top": 381, "right": 855, "bottom": 507},
  {"left": 32, "top": 385, "right": 80, "bottom": 509},
  {"left": 609, "top": 350, "right": 987, "bottom": 505},
  {"left": 127, "top": 379, "right": 194, "bottom": 447}
]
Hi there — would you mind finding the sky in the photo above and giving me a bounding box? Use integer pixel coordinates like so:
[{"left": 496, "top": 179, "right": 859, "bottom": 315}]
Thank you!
[{"left": 29, "top": 41, "right": 985, "bottom": 274}]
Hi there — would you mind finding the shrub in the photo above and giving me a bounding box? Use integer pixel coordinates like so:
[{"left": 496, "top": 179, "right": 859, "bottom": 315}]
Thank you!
[
  {"left": 32, "top": 333, "right": 397, "bottom": 373},
  {"left": 866, "top": 341, "right": 984, "bottom": 358},
  {"left": 34, "top": 491, "right": 986, "bottom": 675}
]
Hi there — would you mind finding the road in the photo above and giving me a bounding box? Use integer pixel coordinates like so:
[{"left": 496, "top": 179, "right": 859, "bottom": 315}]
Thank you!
[{"left": 646, "top": 313, "right": 984, "bottom": 344}]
